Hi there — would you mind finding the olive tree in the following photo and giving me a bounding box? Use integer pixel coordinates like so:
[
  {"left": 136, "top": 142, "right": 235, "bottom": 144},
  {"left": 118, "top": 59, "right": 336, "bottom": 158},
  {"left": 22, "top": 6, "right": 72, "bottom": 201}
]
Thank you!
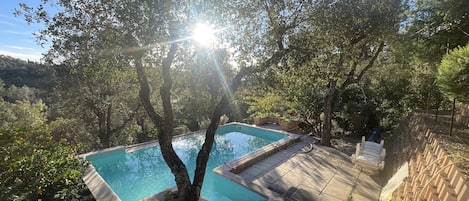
[
  {"left": 18, "top": 0, "right": 294, "bottom": 199},
  {"left": 282, "top": 0, "right": 402, "bottom": 145}
]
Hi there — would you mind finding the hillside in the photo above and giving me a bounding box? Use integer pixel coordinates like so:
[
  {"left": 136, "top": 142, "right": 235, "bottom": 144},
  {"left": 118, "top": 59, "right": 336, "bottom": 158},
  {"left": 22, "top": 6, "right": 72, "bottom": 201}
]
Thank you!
[{"left": 0, "top": 55, "right": 55, "bottom": 89}]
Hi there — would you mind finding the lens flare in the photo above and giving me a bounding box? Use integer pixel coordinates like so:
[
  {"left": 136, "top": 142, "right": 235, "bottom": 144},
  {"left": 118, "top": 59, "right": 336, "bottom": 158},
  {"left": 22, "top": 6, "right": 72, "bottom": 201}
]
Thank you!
[{"left": 193, "top": 23, "right": 216, "bottom": 46}]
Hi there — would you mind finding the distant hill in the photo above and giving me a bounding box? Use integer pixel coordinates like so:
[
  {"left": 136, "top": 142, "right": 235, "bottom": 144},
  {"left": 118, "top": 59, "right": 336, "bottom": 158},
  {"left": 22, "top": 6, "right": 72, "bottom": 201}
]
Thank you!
[{"left": 0, "top": 55, "right": 55, "bottom": 90}]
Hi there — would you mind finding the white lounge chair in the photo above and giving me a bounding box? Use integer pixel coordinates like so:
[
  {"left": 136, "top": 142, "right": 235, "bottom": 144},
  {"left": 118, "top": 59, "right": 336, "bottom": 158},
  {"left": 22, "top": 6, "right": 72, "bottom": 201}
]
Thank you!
[{"left": 351, "top": 136, "right": 386, "bottom": 172}]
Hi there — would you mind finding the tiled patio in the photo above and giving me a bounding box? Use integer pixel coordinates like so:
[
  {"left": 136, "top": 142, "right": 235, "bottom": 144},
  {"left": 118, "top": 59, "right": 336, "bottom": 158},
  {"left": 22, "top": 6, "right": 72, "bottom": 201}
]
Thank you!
[{"left": 215, "top": 125, "right": 385, "bottom": 201}]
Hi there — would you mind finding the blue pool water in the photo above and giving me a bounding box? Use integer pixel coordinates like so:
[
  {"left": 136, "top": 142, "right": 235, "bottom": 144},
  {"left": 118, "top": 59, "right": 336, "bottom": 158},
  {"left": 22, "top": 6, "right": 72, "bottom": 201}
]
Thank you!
[{"left": 86, "top": 124, "right": 286, "bottom": 201}]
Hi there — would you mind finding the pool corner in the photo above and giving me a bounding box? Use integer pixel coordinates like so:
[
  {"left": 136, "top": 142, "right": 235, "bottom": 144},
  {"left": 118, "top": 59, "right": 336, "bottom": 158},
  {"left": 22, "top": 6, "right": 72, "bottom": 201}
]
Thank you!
[
  {"left": 213, "top": 125, "right": 302, "bottom": 199},
  {"left": 83, "top": 165, "right": 121, "bottom": 201}
]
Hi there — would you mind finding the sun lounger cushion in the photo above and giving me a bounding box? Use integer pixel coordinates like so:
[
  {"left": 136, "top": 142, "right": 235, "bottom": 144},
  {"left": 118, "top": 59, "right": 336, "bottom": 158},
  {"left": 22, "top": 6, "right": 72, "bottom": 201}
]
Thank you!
[{"left": 351, "top": 136, "right": 386, "bottom": 171}]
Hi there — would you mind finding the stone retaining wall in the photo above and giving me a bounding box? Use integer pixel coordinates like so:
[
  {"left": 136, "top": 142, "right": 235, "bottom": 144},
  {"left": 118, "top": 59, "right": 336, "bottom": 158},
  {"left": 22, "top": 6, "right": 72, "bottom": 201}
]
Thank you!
[{"left": 389, "top": 113, "right": 469, "bottom": 201}]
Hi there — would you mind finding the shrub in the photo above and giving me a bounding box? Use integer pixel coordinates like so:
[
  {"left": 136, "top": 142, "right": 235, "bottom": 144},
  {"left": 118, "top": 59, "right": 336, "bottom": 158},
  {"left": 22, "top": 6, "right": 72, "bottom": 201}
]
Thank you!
[
  {"left": 437, "top": 44, "right": 469, "bottom": 102},
  {"left": 0, "top": 100, "right": 93, "bottom": 200}
]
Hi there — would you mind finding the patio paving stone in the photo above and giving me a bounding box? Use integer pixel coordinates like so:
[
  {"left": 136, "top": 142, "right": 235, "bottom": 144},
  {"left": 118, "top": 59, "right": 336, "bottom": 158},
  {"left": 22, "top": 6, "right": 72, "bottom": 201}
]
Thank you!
[{"left": 230, "top": 124, "right": 385, "bottom": 201}]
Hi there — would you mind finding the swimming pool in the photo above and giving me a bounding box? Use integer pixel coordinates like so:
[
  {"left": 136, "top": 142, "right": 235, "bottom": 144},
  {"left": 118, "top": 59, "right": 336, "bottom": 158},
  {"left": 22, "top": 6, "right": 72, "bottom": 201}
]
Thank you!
[{"left": 85, "top": 123, "right": 289, "bottom": 201}]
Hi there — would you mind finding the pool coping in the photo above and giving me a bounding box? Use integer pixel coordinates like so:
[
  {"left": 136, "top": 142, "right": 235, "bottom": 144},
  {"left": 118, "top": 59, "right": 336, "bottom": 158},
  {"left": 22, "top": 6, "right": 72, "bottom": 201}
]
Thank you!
[
  {"left": 82, "top": 165, "right": 121, "bottom": 201},
  {"left": 78, "top": 134, "right": 205, "bottom": 201},
  {"left": 78, "top": 145, "right": 126, "bottom": 159},
  {"left": 80, "top": 122, "right": 299, "bottom": 201},
  {"left": 223, "top": 126, "right": 301, "bottom": 174},
  {"left": 79, "top": 146, "right": 125, "bottom": 201}
]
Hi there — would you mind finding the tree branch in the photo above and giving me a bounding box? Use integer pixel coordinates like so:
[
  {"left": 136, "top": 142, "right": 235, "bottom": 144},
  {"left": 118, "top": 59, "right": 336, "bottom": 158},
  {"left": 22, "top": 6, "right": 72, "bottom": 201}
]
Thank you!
[
  {"left": 191, "top": 66, "right": 251, "bottom": 193},
  {"left": 159, "top": 42, "right": 178, "bottom": 141},
  {"left": 135, "top": 57, "right": 164, "bottom": 124},
  {"left": 355, "top": 41, "right": 385, "bottom": 82},
  {"left": 110, "top": 106, "right": 139, "bottom": 134},
  {"left": 154, "top": 41, "right": 192, "bottom": 199},
  {"left": 339, "top": 60, "right": 359, "bottom": 92},
  {"left": 190, "top": 45, "right": 288, "bottom": 194},
  {"left": 338, "top": 41, "right": 384, "bottom": 92}
]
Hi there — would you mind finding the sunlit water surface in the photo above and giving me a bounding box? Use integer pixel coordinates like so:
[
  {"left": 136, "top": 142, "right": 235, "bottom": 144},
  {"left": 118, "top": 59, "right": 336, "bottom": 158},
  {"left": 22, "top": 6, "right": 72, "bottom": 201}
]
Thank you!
[{"left": 87, "top": 125, "right": 286, "bottom": 201}]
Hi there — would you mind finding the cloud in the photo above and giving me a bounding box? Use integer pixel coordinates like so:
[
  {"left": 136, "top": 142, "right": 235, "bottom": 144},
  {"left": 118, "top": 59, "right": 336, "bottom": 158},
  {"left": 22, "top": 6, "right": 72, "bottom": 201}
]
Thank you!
[
  {"left": 0, "top": 14, "right": 43, "bottom": 29},
  {"left": 0, "top": 30, "right": 33, "bottom": 35},
  {"left": 0, "top": 20, "right": 15, "bottom": 27},
  {"left": 4, "top": 45, "right": 36, "bottom": 51},
  {"left": 0, "top": 14, "right": 26, "bottom": 24},
  {"left": 0, "top": 50, "right": 42, "bottom": 62}
]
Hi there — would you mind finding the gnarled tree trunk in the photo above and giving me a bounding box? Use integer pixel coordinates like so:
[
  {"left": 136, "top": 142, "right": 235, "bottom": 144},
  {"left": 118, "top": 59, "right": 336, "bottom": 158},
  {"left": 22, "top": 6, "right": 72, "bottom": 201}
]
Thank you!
[
  {"left": 320, "top": 42, "right": 385, "bottom": 146},
  {"left": 96, "top": 104, "right": 112, "bottom": 148},
  {"left": 321, "top": 81, "right": 341, "bottom": 147},
  {"left": 135, "top": 44, "right": 251, "bottom": 199}
]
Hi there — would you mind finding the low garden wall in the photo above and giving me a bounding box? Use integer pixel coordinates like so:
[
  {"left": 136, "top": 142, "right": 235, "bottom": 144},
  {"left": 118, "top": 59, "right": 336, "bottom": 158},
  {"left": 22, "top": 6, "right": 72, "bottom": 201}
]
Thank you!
[{"left": 388, "top": 112, "right": 469, "bottom": 201}]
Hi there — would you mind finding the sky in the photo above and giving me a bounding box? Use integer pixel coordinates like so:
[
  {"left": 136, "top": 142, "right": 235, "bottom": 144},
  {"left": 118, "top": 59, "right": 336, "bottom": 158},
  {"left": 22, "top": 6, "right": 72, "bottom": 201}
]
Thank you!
[
  {"left": 0, "top": 0, "right": 47, "bottom": 62},
  {"left": 0, "top": 1, "right": 228, "bottom": 63}
]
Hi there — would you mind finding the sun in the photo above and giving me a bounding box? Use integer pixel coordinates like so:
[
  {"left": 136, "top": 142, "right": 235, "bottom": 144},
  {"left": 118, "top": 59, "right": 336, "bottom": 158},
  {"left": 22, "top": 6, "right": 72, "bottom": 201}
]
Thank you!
[{"left": 193, "top": 23, "right": 216, "bottom": 46}]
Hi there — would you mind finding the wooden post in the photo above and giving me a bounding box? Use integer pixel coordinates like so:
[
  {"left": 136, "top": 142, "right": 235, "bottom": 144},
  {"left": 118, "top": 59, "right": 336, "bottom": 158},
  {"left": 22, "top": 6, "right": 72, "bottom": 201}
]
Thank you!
[
  {"left": 426, "top": 91, "right": 430, "bottom": 115},
  {"left": 449, "top": 98, "right": 456, "bottom": 136}
]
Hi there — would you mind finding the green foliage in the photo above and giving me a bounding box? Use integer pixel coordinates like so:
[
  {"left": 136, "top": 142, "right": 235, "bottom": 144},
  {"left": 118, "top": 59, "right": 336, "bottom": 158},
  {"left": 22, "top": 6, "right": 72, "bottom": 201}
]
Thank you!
[
  {"left": 404, "top": 0, "right": 469, "bottom": 64},
  {"left": 405, "top": 63, "right": 443, "bottom": 109},
  {"left": 49, "top": 117, "right": 99, "bottom": 151},
  {"left": 365, "top": 49, "right": 414, "bottom": 127},
  {"left": 46, "top": 44, "right": 141, "bottom": 149},
  {"left": 274, "top": 64, "right": 325, "bottom": 128},
  {"left": 336, "top": 85, "right": 380, "bottom": 136},
  {"left": 173, "top": 49, "right": 235, "bottom": 131},
  {"left": 12, "top": 0, "right": 466, "bottom": 197},
  {"left": 349, "top": 103, "right": 379, "bottom": 135},
  {"left": 245, "top": 93, "right": 298, "bottom": 118},
  {"left": 0, "top": 127, "right": 91, "bottom": 200},
  {"left": 437, "top": 44, "right": 469, "bottom": 102},
  {"left": 266, "top": 0, "right": 401, "bottom": 141},
  {"left": 0, "top": 55, "right": 55, "bottom": 99},
  {"left": 0, "top": 100, "right": 46, "bottom": 129},
  {"left": 1, "top": 84, "right": 40, "bottom": 103},
  {"left": 0, "top": 100, "right": 92, "bottom": 201},
  {"left": 0, "top": 80, "right": 4, "bottom": 94},
  {"left": 386, "top": 0, "right": 469, "bottom": 112},
  {"left": 387, "top": 0, "right": 469, "bottom": 112}
]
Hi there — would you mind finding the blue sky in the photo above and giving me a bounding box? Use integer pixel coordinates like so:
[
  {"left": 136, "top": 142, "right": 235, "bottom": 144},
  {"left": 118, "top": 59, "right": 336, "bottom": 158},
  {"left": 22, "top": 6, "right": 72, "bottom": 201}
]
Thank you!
[{"left": 0, "top": 0, "right": 47, "bottom": 62}]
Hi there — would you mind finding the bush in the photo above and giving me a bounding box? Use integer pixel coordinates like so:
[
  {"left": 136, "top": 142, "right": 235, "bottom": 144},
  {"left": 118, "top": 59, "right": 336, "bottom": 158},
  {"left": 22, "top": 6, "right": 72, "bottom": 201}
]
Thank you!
[
  {"left": 336, "top": 85, "right": 380, "bottom": 136},
  {"left": 437, "top": 44, "right": 469, "bottom": 102},
  {"left": 245, "top": 93, "right": 298, "bottom": 118},
  {"left": 337, "top": 103, "right": 380, "bottom": 136},
  {"left": 0, "top": 100, "right": 93, "bottom": 200},
  {"left": 0, "top": 127, "right": 93, "bottom": 200}
]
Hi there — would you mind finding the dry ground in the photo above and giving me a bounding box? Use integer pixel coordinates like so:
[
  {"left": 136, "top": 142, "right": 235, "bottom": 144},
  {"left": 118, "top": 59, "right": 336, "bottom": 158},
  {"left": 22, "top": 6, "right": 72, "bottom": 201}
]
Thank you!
[{"left": 419, "top": 111, "right": 469, "bottom": 177}]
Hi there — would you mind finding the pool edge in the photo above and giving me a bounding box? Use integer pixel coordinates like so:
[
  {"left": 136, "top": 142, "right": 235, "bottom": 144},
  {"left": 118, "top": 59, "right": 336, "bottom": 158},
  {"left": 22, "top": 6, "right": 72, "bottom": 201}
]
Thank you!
[
  {"left": 81, "top": 122, "right": 295, "bottom": 201},
  {"left": 83, "top": 165, "right": 121, "bottom": 201},
  {"left": 78, "top": 145, "right": 126, "bottom": 160},
  {"left": 213, "top": 125, "right": 302, "bottom": 200},
  {"left": 126, "top": 130, "right": 207, "bottom": 153}
]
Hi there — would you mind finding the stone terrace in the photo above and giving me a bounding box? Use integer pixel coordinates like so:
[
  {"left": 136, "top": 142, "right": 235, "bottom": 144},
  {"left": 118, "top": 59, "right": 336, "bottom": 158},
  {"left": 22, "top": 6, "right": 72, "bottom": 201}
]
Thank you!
[{"left": 215, "top": 127, "right": 385, "bottom": 201}]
